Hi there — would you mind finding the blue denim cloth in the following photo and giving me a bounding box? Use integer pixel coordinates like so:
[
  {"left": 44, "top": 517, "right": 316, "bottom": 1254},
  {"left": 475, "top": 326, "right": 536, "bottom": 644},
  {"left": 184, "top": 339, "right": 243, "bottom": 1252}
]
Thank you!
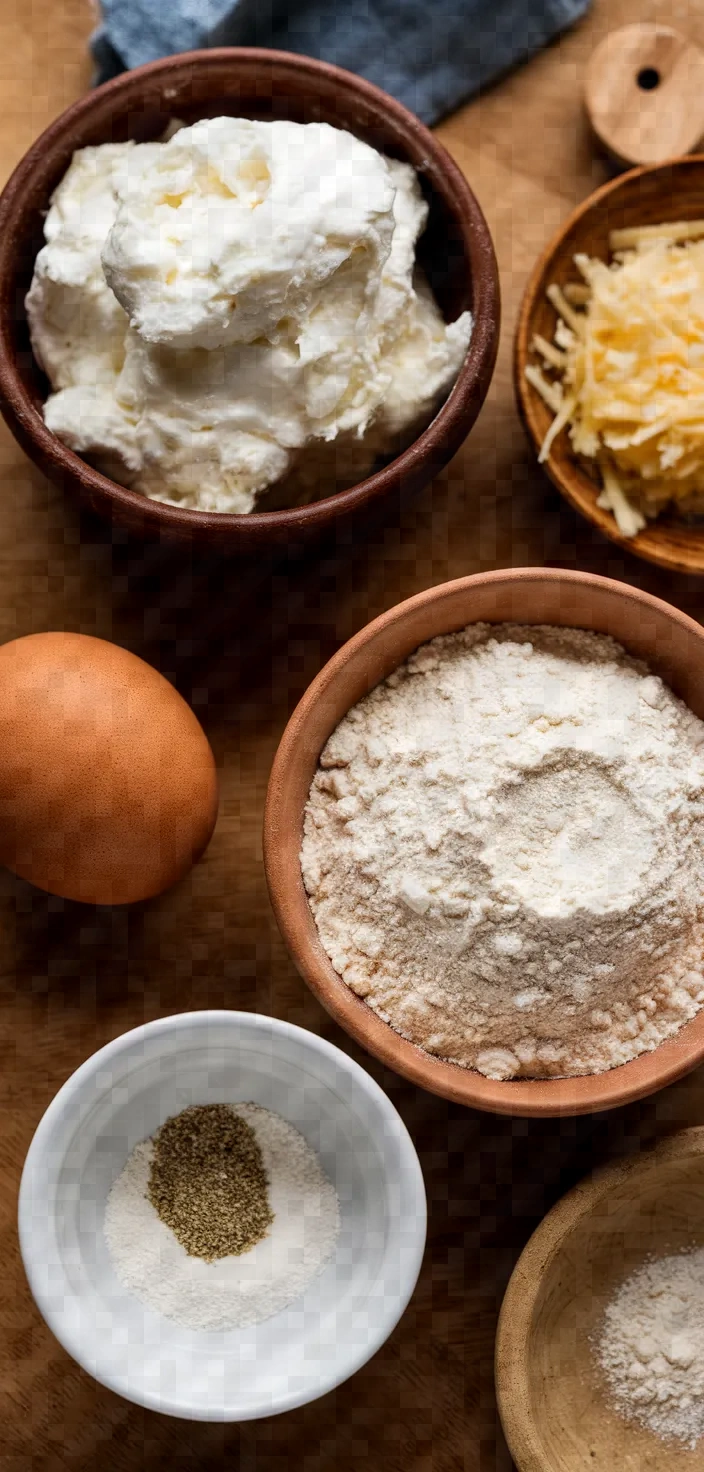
[{"left": 91, "top": 0, "right": 590, "bottom": 125}]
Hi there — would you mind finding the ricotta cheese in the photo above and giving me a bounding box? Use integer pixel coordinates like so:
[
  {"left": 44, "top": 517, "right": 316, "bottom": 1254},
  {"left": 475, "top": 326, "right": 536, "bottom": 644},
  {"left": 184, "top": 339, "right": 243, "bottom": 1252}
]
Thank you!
[
  {"left": 101, "top": 116, "right": 396, "bottom": 353},
  {"left": 26, "top": 118, "right": 473, "bottom": 515}
]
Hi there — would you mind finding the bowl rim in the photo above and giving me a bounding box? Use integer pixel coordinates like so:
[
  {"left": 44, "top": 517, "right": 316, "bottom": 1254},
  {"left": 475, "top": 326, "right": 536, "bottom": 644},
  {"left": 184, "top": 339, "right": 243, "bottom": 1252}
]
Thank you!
[
  {"left": 494, "top": 1124, "right": 704, "bottom": 1471},
  {"left": 514, "top": 153, "right": 704, "bottom": 575},
  {"left": 264, "top": 565, "right": 704, "bottom": 1118},
  {"left": 0, "top": 46, "right": 499, "bottom": 542},
  {"left": 17, "top": 1008, "right": 427, "bottom": 1421}
]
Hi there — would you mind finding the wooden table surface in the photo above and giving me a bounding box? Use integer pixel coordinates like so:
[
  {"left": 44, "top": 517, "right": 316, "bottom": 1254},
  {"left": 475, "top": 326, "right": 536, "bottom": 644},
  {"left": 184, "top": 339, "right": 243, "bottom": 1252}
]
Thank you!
[{"left": 4, "top": 1, "right": 704, "bottom": 1467}]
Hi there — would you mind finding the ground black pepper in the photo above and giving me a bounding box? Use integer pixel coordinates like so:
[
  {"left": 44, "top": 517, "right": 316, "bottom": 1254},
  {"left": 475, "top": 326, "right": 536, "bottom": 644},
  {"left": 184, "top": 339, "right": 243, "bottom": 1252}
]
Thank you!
[{"left": 147, "top": 1103, "right": 274, "bottom": 1261}]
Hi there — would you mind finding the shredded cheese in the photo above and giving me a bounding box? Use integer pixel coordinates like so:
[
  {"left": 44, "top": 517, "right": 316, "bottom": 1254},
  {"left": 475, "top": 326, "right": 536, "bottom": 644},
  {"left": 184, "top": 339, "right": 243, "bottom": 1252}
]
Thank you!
[
  {"left": 609, "top": 220, "right": 704, "bottom": 251},
  {"left": 524, "top": 364, "right": 563, "bottom": 415},
  {"left": 531, "top": 332, "right": 567, "bottom": 370},
  {"left": 597, "top": 463, "right": 647, "bottom": 538},
  {"left": 526, "top": 220, "right": 704, "bottom": 536},
  {"left": 545, "top": 282, "right": 585, "bottom": 338},
  {"left": 562, "top": 282, "right": 590, "bottom": 305}
]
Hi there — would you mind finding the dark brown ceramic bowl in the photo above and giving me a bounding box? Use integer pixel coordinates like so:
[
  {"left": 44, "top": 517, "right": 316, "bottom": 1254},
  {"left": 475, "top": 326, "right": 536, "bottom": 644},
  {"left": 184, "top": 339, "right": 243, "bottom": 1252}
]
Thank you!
[
  {"left": 0, "top": 49, "right": 499, "bottom": 550},
  {"left": 516, "top": 156, "right": 704, "bottom": 576},
  {"left": 264, "top": 567, "right": 704, "bottom": 1117}
]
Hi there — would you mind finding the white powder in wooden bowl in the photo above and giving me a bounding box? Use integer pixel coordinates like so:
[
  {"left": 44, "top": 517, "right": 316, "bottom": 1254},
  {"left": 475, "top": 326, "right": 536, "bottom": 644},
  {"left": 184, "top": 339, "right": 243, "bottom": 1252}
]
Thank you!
[
  {"left": 301, "top": 624, "right": 704, "bottom": 1080},
  {"left": 596, "top": 1248, "right": 704, "bottom": 1449}
]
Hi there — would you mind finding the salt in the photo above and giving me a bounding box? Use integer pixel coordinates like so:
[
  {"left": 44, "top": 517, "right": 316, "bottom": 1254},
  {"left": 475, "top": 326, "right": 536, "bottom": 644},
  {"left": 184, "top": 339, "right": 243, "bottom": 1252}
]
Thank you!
[{"left": 103, "top": 1102, "right": 340, "bottom": 1331}]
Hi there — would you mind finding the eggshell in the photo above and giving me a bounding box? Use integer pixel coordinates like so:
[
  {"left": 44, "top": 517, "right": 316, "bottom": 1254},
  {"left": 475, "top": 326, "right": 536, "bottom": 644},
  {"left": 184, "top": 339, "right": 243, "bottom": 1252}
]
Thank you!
[{"left": 0, "top": 632, "right": 218, "bottom": 904}]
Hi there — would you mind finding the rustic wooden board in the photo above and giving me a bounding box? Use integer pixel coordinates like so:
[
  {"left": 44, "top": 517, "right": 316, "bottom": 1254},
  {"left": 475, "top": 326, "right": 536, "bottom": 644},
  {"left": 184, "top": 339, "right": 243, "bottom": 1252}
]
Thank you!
[{"left": 4, "top": 1, "right": 704, "bottom": 1467}]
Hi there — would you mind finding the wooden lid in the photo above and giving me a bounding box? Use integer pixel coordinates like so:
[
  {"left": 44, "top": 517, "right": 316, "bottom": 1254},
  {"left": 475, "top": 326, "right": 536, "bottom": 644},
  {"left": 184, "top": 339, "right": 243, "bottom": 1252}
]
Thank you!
[{"left": 585, "top": 22, "right": 704, "bottom": 166}]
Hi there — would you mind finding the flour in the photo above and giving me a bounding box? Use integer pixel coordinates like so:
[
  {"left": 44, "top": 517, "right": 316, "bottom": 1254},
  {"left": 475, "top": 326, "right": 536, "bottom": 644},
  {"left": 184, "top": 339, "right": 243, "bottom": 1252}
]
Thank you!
[
  {"left": 301, "top": 623, "right": 704, "bottom": 1079},
  {"left": 104, "top": 1103, "right": 340, "bottom": 1330},
  {"left": 596, "top": 1248, "right": 704, "bottom": 1449}
]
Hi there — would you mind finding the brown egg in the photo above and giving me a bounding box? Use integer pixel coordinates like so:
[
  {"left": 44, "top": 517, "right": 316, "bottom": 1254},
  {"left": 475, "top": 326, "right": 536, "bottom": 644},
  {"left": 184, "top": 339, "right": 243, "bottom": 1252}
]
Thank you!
[{"left": 0, "top": 632, "right": 218, "bottom": 904}]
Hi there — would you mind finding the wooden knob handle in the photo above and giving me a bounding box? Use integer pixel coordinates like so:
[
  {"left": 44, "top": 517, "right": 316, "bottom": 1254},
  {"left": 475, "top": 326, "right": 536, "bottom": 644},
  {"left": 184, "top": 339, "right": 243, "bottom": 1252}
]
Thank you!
[{"left": 585, "top": 23, "right": 704, "bottom": 168}]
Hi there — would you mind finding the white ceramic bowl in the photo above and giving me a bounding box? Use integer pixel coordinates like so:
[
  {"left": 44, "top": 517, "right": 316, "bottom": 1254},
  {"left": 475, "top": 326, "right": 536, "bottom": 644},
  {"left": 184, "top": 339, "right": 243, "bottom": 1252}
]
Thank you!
[{"left": 18, "top": 1010, "right": 426, "bottom": 1421}]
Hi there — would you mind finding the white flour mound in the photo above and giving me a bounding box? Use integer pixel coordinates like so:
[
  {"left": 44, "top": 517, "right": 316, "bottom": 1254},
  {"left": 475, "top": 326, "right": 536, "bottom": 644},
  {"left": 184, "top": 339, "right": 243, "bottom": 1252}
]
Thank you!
[
  {"left": 104, "top": 1103, "right": 340, "bottom": 1330},
  {"left": 597, "top": 1248, "right": 704, "bottom": 1449},
  {"left": 301, "top": 623, "right": 704, "bottom": 1080}
]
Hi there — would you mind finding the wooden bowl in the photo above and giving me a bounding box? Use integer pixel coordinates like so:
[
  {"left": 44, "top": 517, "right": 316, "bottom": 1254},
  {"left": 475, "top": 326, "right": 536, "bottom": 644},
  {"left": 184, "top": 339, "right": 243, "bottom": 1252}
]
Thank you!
[
  {"left": 0, "top": 49, "right": 499, "bottom": 550},
  {"left": 264, "top": 567, "right": 704, "bottom": 1117},
  {"left": 516, "top": 156, "right": 704, "bottom": 575},
  {"left": 496, "top": 1127, "right": 704, "bottom": 1470}
]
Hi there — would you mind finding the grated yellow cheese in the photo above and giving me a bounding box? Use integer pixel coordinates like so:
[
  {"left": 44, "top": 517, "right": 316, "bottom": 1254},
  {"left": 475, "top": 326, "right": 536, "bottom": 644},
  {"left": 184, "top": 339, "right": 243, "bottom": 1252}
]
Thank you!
[{"left": 526, "top": 221, "right": 704, "bottom": 537}]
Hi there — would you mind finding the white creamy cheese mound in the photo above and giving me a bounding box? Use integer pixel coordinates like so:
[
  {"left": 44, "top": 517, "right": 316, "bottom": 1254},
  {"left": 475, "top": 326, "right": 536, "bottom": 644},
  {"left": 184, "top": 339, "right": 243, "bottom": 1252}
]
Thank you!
[
  {"left": 25, "top": 143, "right": 160, "bottom": 394},
  {"left": 102, "top": 116, "right": 396, "bottom": 351},
  {"left": 26, "top": 118, "right": 472, "bottom": 515}
]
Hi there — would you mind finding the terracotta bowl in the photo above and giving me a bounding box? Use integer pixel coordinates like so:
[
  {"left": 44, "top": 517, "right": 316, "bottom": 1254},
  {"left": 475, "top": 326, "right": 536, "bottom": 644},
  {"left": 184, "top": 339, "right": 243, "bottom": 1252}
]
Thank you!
[
  {"left": 0, "top": 49, "right": 499, "bottom": 550},
  {"left": 516, "top": 156, "right": 704, "bottom": 576},
  {"left": 496, "top": 1127, "right": 704, "bottom": 1470},
  {"left": 264, "top": 567, "right": 704, "bottom": 1117}
]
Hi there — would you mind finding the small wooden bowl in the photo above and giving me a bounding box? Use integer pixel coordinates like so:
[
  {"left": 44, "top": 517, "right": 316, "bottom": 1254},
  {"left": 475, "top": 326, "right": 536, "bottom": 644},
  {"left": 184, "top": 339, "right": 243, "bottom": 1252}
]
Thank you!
[
  {"left": 0, "top": 49, "right": 499, "bottom": 550},
  {"left": 516, "top": 156, "right": 704, "bottom": 575},
  {"left": 496, "top": 1127, "right": 704, "bottom": 1470},
  {"left": 264, "top": 566, "right": 704, "bottom": 1118}
]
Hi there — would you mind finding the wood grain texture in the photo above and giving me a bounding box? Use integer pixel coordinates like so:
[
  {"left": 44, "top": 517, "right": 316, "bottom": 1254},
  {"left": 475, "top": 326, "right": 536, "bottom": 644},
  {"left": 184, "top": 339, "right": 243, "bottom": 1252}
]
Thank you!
[
  {"left": 496, "top": 1128, "right": 704, "bottom": 1470},
  {"left": 584, "top": 22, "right": 704, "bottom": 166},
  {"left": 5, "top": 2, "right": 704, "bottom": 1470}
]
